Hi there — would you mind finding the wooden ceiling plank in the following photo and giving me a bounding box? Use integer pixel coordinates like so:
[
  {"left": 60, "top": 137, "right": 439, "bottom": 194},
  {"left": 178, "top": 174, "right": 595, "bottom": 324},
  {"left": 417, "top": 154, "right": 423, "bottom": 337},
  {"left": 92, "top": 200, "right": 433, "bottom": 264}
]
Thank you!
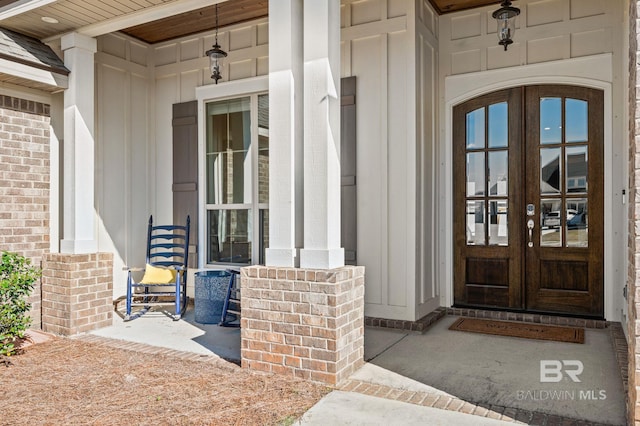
[{"left": 121, "top": 0, "right": 268, "bottom": 44}]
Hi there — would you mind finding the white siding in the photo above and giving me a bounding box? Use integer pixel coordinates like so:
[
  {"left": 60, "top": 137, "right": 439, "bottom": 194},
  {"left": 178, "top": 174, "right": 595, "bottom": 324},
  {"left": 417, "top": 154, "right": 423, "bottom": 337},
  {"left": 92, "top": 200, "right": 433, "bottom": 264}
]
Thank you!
[
  {"left": 152, "top": 18, "right": 269, "bottom": 229},
  {"left": 440, "top": 0, "right": 612, "bottom": 75},
  {"left": 95, "top": 0, "right": 438, "bottom": 320},
  {"left": 415, "top": 0, "right": 440, "bottom": 319},
  {"left": 341, "top": 0, "right": 439, "bottom": 321},
  {"left": 95, "top": 33, "right": 153, "bottom": 298}
]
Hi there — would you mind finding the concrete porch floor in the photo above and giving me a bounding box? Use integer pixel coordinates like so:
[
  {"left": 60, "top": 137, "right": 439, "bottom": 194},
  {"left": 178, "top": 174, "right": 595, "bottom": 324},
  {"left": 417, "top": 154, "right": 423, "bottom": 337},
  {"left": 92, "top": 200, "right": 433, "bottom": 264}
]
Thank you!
[{"left": 88, "top": 308, "right": 626, "bottom": 425}]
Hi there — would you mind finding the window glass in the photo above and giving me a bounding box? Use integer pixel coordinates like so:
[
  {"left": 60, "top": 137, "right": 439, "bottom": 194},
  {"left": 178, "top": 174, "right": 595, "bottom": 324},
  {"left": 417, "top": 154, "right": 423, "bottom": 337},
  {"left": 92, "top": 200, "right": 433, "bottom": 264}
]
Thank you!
[
  {"left": 208, "top": 209, "right": 252, "bottom": 264},
  {"left": 205, "top": 94, "right": 268, "bottom": 265},
  {"left": 488, "top": 201, "right": 508, "bottom": 246},
  {"left": 466, "top": 107, "right": 485, "bottom": 149},
  {"left": 566, "top": 199, "right": 588, "bottom": 247},
  {"left": 540, "top": 148, "right": 561, "bottom": 194},
  {"left": 540, "top": 97, "right": 562, "bottom": 144},
  {"left": 565, "top": 99, "right": 588, "bottom": 143},
  {"left": 541, "top": 199, "right": 562, "bottom": 247},
  {"left": 466, "top": 200, "right": 485, "bottom": 245},
  {"left": 488, "top": 102, "right": 508, "bottom": 148},
  {"left": 206, "top": 97, "right": 252, "bottom": 204},
  {"left": 467, "top": 152, "right": 485, "bottom": 196},
  {"left": 258, "top": 94, "right": 269, "bottom": 204},
  {"left": 566, "top": 145, "right": 588, "bottom": 194},
  {"left": 489, "top": 151, "right": 508, "bottom": 196}
]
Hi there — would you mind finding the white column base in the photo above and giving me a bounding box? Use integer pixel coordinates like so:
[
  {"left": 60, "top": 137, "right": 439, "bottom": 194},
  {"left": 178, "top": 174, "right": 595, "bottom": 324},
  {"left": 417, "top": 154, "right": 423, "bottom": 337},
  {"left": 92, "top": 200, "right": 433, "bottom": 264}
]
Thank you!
[
  {"left": 300, "top": 248, "right": 345, "bottom": 269},
  {"left": 265, "top": 248, "right": 298, "bottom": 268},
  {"left": 60, "top": 239, "right": 98, "bottom": 254}
]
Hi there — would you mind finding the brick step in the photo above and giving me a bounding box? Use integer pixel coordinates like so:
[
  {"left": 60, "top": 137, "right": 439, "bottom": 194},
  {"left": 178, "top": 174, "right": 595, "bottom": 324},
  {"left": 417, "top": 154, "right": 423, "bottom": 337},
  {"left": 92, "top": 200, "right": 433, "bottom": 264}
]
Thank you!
[{"left": 338, "top": 379, "right": 605, "bottom": 425}]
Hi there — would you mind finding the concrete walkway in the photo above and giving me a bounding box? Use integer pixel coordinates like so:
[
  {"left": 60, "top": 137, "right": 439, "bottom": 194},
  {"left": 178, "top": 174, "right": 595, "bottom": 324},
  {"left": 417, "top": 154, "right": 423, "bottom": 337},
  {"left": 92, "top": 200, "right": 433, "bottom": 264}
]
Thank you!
[
  {"left": 82, "top": 308, "right": 626, "bottom": 425},
  {"left": 296, "top": 391, "right": 514, "bottom": 425},
  {"left": 365, "top": 316, "right": 626, "bottom": 425}
]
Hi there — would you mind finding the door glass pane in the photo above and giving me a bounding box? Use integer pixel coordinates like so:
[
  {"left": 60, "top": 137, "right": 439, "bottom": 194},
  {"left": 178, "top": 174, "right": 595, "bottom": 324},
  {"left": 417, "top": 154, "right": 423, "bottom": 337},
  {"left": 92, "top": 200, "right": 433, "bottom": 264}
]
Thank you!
[
  {"left": 540, "top": 97, "right": 562, "bottom": 144},
  {"left": 566, "top": 145, "right": 587, "bottom": 194},
  {"left": 208, "top": 209, "right": 252, "bottom": 264},
  {"left": 566, "top": 199, "right": 588, "bottom": 247},
  {"left": 541, "top": 199, "right": 562, "bottom": 247},
  {"left": 489, "top": 201, "right": 508, "bottom": 246},
  {"left": 488, "top": 102, "right": 508, "bottom": 148},
  {"left": 259, "top": 209, "right": 269, "bottom": 264},
  {"left": 466, "top": 200, "right": 485, "bottom": 245},
  {"left": 565, "top": 99, "right": 588, "bottom": 143},
  {"left": 206, "top": 97, "right": 252, "bottom": 204},
  {"left": 489, "top": 151, "right": 508, "bottom": 196},
  {"left": 258, "top": 94, "right": 269, "bottom": 203},
  {"left": 540, "top": 148, "right": 561, "bottom": 194},
  {"left": 467, "top": 152, "right": 485, "bottom": 196},
  {"left": 466, "top": 107, "right": 485, "bottom": 149}
]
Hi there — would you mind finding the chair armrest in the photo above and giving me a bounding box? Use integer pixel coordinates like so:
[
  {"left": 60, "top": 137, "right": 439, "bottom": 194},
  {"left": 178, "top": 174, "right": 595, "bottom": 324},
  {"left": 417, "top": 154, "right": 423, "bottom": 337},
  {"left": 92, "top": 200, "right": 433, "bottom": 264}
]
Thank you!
[{"left": 123, "top": 266, "right": 145, "bottom": 272}]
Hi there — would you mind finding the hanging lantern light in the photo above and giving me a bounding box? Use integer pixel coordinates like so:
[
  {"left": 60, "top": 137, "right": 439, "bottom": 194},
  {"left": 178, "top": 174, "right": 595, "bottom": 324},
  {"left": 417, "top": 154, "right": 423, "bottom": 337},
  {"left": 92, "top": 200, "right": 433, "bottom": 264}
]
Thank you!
[
  {"left": 206, "top": 4, "right": 227, "bottom": 84},
  {"left": 492, "top": 0, "right": 520, "bottom": 51}
]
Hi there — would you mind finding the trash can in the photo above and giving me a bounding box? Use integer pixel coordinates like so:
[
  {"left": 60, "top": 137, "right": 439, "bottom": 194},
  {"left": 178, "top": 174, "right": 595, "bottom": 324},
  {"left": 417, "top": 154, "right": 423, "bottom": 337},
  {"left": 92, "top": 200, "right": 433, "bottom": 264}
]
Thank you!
[{"left": 194, "top": 270, "right": 232, "bottom": 324}]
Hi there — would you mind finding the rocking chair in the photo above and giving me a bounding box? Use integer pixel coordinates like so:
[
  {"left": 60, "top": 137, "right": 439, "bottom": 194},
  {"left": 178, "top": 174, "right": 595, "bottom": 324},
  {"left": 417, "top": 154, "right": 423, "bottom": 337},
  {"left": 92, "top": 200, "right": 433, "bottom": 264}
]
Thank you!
[{"left": 124, "top": 215, "right": 190, "bottom": 321}]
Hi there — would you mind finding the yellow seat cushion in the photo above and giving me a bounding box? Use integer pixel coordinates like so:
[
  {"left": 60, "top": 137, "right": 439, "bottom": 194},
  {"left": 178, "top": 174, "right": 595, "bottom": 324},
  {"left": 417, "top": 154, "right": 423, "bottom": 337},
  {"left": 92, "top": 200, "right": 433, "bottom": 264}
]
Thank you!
[{"left": 139, "top": 264, "right": 177, "bottom": 284}]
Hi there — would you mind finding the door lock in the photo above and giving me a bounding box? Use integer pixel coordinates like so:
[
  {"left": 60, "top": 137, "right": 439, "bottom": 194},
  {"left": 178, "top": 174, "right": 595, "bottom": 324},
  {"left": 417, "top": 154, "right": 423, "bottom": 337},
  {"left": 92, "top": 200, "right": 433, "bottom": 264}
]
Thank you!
[{"left": 527, "top": 219, "right": 535, "bottom": 248}]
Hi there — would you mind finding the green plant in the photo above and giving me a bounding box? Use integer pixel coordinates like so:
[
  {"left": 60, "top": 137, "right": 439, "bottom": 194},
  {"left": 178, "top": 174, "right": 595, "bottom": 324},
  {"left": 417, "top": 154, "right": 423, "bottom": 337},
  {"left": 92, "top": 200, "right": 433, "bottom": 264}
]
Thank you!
[{"left": 0, "top": 251, "right": 41, "bottom": 358}]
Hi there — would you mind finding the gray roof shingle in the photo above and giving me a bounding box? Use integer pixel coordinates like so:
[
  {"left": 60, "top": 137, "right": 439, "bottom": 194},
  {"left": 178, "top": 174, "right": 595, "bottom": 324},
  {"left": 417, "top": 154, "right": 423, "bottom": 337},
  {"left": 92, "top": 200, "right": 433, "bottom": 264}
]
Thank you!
[{"left": 0, "top": 27, "right": 68, "bottom": 75}]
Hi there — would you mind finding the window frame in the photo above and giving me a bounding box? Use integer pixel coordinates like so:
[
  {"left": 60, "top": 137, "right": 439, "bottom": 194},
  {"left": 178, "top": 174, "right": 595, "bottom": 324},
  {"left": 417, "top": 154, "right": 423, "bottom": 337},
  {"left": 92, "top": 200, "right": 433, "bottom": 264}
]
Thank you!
[{"left": 196, "top": 76, "right": 269, "bottom": 268}]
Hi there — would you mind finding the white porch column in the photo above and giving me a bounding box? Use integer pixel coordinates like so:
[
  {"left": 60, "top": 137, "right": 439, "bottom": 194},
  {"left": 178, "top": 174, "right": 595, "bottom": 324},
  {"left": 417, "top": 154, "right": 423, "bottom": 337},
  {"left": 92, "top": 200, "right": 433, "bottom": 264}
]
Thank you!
[
  {"left": 299, "top": 0, "right": 344, "bottom": 269},
  {"left": 60, "top": 33, "right": 97, "bottom": 254},
  {"left": 265, "top": 0, "right": 303, "bottom": 267}
]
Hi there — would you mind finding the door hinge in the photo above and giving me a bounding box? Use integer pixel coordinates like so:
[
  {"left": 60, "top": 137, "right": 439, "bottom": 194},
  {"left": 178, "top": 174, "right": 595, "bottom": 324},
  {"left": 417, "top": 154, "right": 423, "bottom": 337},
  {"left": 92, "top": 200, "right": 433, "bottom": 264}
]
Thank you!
[{"left": 623, "top": 284, "right": 628, "bottom": 300}]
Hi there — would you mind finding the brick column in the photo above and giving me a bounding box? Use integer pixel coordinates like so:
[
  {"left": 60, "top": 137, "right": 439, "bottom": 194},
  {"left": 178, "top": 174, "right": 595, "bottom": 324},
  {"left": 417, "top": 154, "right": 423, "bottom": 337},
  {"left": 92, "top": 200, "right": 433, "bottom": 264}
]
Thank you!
[
  {"left": 0, "top": 96, "right": 51, "bottom": 329},
  {"left": 41, "top": 253, "right": 113, "bottom": 335},
  {"left": 241, "top": 265, "right": 364, "bottom": 385},
  {"left": 630, "top": 1, "right": 639, "bottom": 423}
]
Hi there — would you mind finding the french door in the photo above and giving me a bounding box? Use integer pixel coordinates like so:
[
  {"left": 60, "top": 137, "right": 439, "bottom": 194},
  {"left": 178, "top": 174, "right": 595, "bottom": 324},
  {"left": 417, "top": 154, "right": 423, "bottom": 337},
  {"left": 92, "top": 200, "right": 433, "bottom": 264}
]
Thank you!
[{"left": 453, "top": 85, "right": 604, "bottom": 318}]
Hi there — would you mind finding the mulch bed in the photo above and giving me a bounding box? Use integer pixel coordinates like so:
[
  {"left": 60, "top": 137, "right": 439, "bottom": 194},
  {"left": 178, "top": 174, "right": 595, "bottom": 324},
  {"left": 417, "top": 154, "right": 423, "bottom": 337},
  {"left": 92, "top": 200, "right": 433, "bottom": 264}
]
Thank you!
[{"left": 0, "top": 338, "right": 330, "bottom": 425}]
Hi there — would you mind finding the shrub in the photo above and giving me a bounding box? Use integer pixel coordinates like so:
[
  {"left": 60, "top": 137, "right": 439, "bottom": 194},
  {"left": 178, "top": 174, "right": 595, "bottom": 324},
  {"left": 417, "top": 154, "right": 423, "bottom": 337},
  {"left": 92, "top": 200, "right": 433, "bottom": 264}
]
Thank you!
[{"left": 0, "top": 251, "right": 41, "bottom": 357}]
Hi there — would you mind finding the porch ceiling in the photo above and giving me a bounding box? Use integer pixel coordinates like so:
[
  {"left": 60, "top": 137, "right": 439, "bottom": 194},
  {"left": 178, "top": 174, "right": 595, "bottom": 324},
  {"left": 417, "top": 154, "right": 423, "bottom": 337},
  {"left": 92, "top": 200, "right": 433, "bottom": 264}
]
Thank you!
[
  {"left": 0, "top": 0, "right": 500, "bottom": 45},
  {"left": 428, "top": 0, "right": 502, "bottom": 15}
]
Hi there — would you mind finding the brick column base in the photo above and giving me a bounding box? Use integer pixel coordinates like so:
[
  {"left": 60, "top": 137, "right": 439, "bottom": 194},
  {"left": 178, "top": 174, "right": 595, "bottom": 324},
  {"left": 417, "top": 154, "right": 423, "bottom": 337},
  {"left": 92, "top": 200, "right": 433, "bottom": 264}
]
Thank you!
[
  {"left": 241, "top": 266, "right": 365, "bottom": 385},
  {"left": 41, "top": 253, "right": 113, "bottom": 335}
]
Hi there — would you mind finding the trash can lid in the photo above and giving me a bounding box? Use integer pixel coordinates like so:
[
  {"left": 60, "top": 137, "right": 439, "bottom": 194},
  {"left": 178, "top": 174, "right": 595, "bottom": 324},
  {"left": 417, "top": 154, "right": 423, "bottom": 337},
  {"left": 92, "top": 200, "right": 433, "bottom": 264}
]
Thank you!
[{"left": 195, "top": 270, "right": 231, "bottom": 277}]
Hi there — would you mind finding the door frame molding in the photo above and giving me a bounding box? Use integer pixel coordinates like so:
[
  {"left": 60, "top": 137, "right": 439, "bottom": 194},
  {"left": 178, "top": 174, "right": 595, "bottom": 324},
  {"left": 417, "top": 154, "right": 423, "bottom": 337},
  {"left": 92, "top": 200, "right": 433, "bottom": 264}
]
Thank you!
[{"left": 441, "top": 54, "right": 617, "bottom": 319}]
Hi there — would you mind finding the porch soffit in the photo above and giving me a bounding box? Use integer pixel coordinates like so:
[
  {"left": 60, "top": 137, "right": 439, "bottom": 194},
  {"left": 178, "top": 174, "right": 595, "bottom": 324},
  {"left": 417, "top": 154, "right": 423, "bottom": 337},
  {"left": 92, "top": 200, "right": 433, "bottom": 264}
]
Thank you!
[{"left": 0, "top": 0, "right": 498, "bottom": 45}]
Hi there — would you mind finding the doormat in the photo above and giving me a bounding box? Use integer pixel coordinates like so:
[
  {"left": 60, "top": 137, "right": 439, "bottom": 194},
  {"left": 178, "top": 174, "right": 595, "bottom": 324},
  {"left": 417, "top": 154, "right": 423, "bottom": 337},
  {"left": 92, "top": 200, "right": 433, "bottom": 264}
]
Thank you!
[{"left": 449, "top": 317, "right": 584, "bottom": 344}]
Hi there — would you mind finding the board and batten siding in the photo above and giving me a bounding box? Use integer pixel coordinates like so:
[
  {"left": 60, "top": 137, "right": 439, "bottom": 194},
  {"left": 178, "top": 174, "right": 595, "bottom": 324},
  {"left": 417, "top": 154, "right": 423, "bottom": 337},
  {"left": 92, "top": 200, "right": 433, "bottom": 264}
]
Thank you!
[
  {"left": 95, "top": 33, "right": 154, "bottom": 299},
  {"left": 437, "top": 0, "right": 627, "bottom": 322},
  {"left": 93, "top": 0, "right": 439, "bottom": 320},
  {"left": 414, "top": 0, "right": 440, "bottom": 319},
  {"left": 339, "top": 0, "right": 439, "bottom": 321}
]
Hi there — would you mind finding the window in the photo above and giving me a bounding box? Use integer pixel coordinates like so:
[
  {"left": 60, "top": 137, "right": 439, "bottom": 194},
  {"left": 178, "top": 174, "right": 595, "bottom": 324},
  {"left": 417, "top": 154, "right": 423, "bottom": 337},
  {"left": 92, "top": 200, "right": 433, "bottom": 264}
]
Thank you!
[{"left": 205, "top": 94, "right": 269, "bottom": 265}]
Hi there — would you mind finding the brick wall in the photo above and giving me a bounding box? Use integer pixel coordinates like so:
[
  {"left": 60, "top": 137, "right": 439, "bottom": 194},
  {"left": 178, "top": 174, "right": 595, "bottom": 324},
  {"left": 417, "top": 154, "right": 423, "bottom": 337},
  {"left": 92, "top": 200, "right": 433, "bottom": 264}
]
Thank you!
[
  {"left": 630, "top": 1, "right": 639, "bottom": 423},
  {"left": 41, "top": 253, "right": 113, "bottom": 335},
  {"left": 241, "top": 265, "right": 365, "bottom": 385},
  {"left": 0, "top": 95, "right": 51, "bottom": 329}
]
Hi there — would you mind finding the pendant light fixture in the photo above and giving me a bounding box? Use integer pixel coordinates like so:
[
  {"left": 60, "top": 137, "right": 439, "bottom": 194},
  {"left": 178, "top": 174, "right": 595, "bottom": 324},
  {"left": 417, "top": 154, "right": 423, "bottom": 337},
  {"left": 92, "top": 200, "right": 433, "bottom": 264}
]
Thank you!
[
  {"left": 206, "top": 4, "right": 227, "bottom": 84},
  {"left": 492, "top": 0, "right": 520, "bottom": 51}
]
